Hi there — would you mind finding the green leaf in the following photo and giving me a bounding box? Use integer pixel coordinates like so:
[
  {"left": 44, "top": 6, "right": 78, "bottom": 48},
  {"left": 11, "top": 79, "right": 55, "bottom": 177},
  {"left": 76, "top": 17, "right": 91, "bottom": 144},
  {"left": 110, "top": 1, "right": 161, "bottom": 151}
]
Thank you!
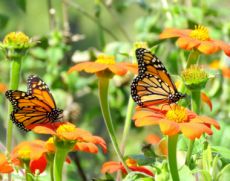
[
  {"left": 16, "top": 0, "right": 26, "bottom": 12},
  {"left": 123, "top": 171, "right": 154, "bottom": 181},
  {"left": 0, "top": 14, "right": 9, "bottom": 29},
  {"left": 216, "top": 164, "right": 230, "bottom": 181},
  {"left": 194, "top": 170, "right": 212, "bottom": 181},
  {"left": 212, "top": 146, "right": 230, "bottom": 160},
  {"left": 202, "top": 144, "right": 212, "bottom": 171},
  {"left": 179, "top": 165, "right": 195, "bottom": 181}
]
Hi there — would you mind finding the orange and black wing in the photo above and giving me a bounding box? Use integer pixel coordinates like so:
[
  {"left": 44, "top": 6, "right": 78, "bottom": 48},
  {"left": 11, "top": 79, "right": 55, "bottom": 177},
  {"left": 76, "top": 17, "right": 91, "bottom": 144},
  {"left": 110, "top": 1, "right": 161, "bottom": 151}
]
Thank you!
[
  {"left": 27, "top": 75, "right": 56, "bottom": 109},
  {"left": 131, "top": 73, "right": 175, "bottom": 106},
  {"left": 131, "top": 48, "right": 185, "bottom": 106},
  {"left": 5, "top": 90, "right": 54, "bottom": 131},
  {"left": 135, "top": 48, "right": 177, "bottom": 91}
]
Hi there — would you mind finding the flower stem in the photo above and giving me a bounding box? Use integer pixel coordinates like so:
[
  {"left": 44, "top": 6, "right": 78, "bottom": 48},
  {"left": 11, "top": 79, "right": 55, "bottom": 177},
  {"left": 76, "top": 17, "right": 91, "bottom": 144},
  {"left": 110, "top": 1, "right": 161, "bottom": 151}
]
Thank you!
[
  {"left": 186, "top": 50, "right": 200, "bottom": 68},
  {"left": 53, "top": 146, "right": 69, "bottom": 181},
  {"left": 191, "top": 90, "right": 201, "bottom": 114},
  {"left": 6, "top": 57, "right": 22, "bottom": 152},
  {"left": 24, "top": 162, "right": 34, "bottom": 181},
  {"left": 120, "top": 96, "right": 134, "bottom": 154},
  {"left": 185, "top": 90, "right": 201, "bottom": 167},
  {"left": 168, "top": 134, "right": 180, "bottom": 181},
  {"left": 98, "top": 77, "right": 129, "bottom": 171}
]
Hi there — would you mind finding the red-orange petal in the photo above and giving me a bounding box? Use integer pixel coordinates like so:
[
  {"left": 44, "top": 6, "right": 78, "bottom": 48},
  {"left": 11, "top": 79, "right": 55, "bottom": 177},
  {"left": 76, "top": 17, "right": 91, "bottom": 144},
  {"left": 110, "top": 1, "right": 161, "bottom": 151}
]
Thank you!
[
  {"left": 32, "top": 125, "right": 57, "bottom": 135},
  {"left": 0, "top": 154, "right": 14, "bottom": 173},
  {"left": 68, "top": 62, "right": 93, "bottom": 74},
  {"left": 192, "top": 116, "right": 220, "bottom": 130},
  {"left": 159, "top": 119, "right": 180, "bottom": 136},
  {"left": 134, "top": 117, "right": 160, "bottom": 127},
  {"left": 215, "top": 40, "right": 230, "bottom": 57},
  {"left": 86, "top": 62, "right": 108, "bottom": 73},
  {"left": 145, "top": 134, "right": 161, "bottom": 144},
  {"left": 177, "top": 37, "right": 199, "bottom": 50},
  {"left": 160, "top": 28, "right": 191, "bottom": 39},
  {"left": 108, "top": 64, "right": 127, "bottom": 76},
  {"left": 201, "top": 92, "right": 212, "bottom": 111},
  {"left": 198, "top": 41, "right": 219, "bottom": 54},
  {"left": 30, "top": 155, "right": 47, "bottom": 174},
  {"left": 133, "top": 110, "right": 164, "bottom": 120},
  {"left": 129, "top": 166, "right": 154, "bottom": 177},
  {"left": 179, "top": 123, "right": 212, "bottom": 140},
  {"left": 101, "top": 161, "right": 124, "bottom": 174},
  {"left": 119, "top": 62, "right": 138, "bottom": 74},
  {"left": 74, "top": 142, "right": 98, "bottom": 153}
]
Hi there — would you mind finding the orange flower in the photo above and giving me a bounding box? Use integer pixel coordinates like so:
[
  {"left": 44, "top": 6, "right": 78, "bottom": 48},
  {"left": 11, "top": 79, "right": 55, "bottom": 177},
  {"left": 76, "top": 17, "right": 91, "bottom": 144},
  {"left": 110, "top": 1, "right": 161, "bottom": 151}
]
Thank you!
[
  {"left": 68, "top": 54, "right": 137, "bottom": 76},
  {"left": 0, "top": 83, "right": 7, "bottom": 93},
  {"left": 101, "top": 158, "right": 154, "bottom": 177},
  {"left": 145, "top": 134, "right": 161, "bottom": 144},
  {"left": 133, "top": 105, "right": 220, "bottom": 140},
  {"left": 160, "top": 25, "right": 230, "bottom": 56},
  {"left": 31, "top": 122, "right": 107, "bottom": 154},
  {"left": 0, "top": 153, "right": 14, "bottom": 173},
  {"left": 11, "top": 140, "right": 47, "bottom": 174}
]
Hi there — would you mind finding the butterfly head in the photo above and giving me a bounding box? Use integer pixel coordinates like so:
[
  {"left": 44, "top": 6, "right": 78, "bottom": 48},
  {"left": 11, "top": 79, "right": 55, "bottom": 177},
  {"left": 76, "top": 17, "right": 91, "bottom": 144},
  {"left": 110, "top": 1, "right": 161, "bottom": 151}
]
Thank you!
[
  {"left": 169, "top": 92, "right": 186, "bottom": 104},
  {"left": 48, "top": 108, "right": 63, "bottom": 121}
]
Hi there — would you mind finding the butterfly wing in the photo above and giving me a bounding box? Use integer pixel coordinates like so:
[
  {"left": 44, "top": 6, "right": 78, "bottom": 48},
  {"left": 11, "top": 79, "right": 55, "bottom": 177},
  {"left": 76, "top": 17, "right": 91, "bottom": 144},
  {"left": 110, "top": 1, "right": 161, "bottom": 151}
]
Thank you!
[
  {"left": 131, "top": 48, "right": 184, "bottom": 106},
  {"left": 27, "top": 75, "right": 56, "bottom": 109},
  {"left": 5, "top": 90, "right": 53, "bottom": 131},
  {"left": 131, "top": 73, "right": 174, "bottom": 106},
  {"left": 136, "top": 48, "right": 177, "bottom": 92}
]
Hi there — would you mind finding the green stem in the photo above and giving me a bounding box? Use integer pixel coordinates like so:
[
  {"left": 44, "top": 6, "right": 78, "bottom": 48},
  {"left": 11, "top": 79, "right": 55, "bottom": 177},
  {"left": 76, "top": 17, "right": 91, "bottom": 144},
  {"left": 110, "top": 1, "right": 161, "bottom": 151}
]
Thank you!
[
  {"left": 53, "top": 147, "right": 69, "bottom": 181},
  {"left": 98, "top": 77, "right": 129, "bottom": 172},
  {"left": 120, "top": 96, "right": 134, "bottom": 154},
  {"left": 186, "top": 50, "right": 200, "bottom": 68},
  {"left": 185, "top": 90, "right": 201, "bottom": 167},
  {"left": 191, "top": 90, "right": 201, "bottom": 114},
  {"left": 49, "top": 154, "right": 55, "bottom": 181},
  {"left": 6, "top": 57, "right": 22, "bottom": 152},
  {"left": 24, "top": 162, "right": 34, "bottom": 181},
  {"left": 168, "top": 134, "right": 180, "bottom": 181}
]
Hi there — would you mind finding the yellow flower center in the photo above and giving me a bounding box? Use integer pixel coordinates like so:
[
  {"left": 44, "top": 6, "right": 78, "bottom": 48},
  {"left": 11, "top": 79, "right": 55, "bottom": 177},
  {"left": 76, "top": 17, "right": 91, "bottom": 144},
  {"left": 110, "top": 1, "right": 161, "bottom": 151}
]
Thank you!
[
  {"left": 166, "top": 106, "right": 188, "bottom": 123},
  {"left": 125, "top": 158, "right": 138, "bottom": 167},
  {"left": 3, "top": 32, "right": 29, "bottom": 45},
  {"left": 56, "top": 123, "right": 76, "bottom": 135},
  {"left": 189, "top": 25, "right": 210, "bottom": 41},
  {"left": 18, "top": 148, "right": 31, "bottom": 160},
  {"left": 95, "top": 54, "right": 115, "bottom": 65}
]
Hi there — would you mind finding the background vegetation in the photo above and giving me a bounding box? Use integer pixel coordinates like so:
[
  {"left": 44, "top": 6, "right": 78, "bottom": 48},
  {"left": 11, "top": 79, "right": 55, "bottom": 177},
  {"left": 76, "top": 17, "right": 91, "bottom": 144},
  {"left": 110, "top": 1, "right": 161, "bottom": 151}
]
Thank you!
[{"left": 1, "top": 0, "right": 230, "bottom": 180}]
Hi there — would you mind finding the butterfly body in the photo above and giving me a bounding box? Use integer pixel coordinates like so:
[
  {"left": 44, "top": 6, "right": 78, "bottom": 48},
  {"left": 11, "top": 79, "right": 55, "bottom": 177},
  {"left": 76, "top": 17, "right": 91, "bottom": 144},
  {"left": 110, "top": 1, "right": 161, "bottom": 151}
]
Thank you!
[
  {"left": 131, "top": 48, "right": 185, "bottom": 107},
  {"left": 5, "top": 75, "right": 63, "bottom": 131}
]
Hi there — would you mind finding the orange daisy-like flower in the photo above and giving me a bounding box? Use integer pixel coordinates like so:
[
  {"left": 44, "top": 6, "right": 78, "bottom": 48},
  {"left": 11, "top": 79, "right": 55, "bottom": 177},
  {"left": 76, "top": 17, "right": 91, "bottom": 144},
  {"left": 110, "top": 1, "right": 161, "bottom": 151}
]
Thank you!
[
  {"left": 31, "top": 122, "right": 107, "bottom": 154},
  {"left": 11, "top": 140, "right": 47, "bottom": 174},
  {"left": 160, "top": 25, "right": 230, "bottom": 56},
  {"left": 133, "top": 105, "right": 220, "bottom": 140},
  {"left": 0, "top": 153, "right": 14, "bottom": 173},
  {"left": 68, "top": 54, "right": 137, "bottom": 76},
  {"left": 101, "top": 158, "right": 154, "bottom": 177}
]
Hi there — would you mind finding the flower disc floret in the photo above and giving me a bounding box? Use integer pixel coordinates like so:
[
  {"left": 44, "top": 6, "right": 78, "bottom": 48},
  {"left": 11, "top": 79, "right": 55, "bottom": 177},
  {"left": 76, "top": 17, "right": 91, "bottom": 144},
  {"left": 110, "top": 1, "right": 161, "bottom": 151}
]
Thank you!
[
  {"left": 3, "top": 32, "right": 30, "bottom": 46},
  {"left": 95, "top": 54, "right": 115, "bottom": 65},
  {"left": 166, "top": 106, "right": 188, "bottom": 123},
  {"left": 189, "top": 25, "right": 210, "bottom": 41}
]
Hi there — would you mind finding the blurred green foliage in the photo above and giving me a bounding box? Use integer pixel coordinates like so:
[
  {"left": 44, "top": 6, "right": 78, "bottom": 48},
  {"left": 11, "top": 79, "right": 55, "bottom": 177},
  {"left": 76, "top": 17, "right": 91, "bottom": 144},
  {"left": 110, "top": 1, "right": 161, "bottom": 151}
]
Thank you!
[{"left": 1, "top": 0, "right": 230, "bottom": 180}]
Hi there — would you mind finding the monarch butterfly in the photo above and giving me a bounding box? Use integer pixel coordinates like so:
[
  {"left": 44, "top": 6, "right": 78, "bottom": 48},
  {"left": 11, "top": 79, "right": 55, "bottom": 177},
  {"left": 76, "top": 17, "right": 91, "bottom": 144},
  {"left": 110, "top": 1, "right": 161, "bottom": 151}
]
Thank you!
[
  {"left": 131, "top": 48, "right": 185, "bottom": 107},
  {"left": 5, "top": 75, "right": 63, "bottom": 131}
]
